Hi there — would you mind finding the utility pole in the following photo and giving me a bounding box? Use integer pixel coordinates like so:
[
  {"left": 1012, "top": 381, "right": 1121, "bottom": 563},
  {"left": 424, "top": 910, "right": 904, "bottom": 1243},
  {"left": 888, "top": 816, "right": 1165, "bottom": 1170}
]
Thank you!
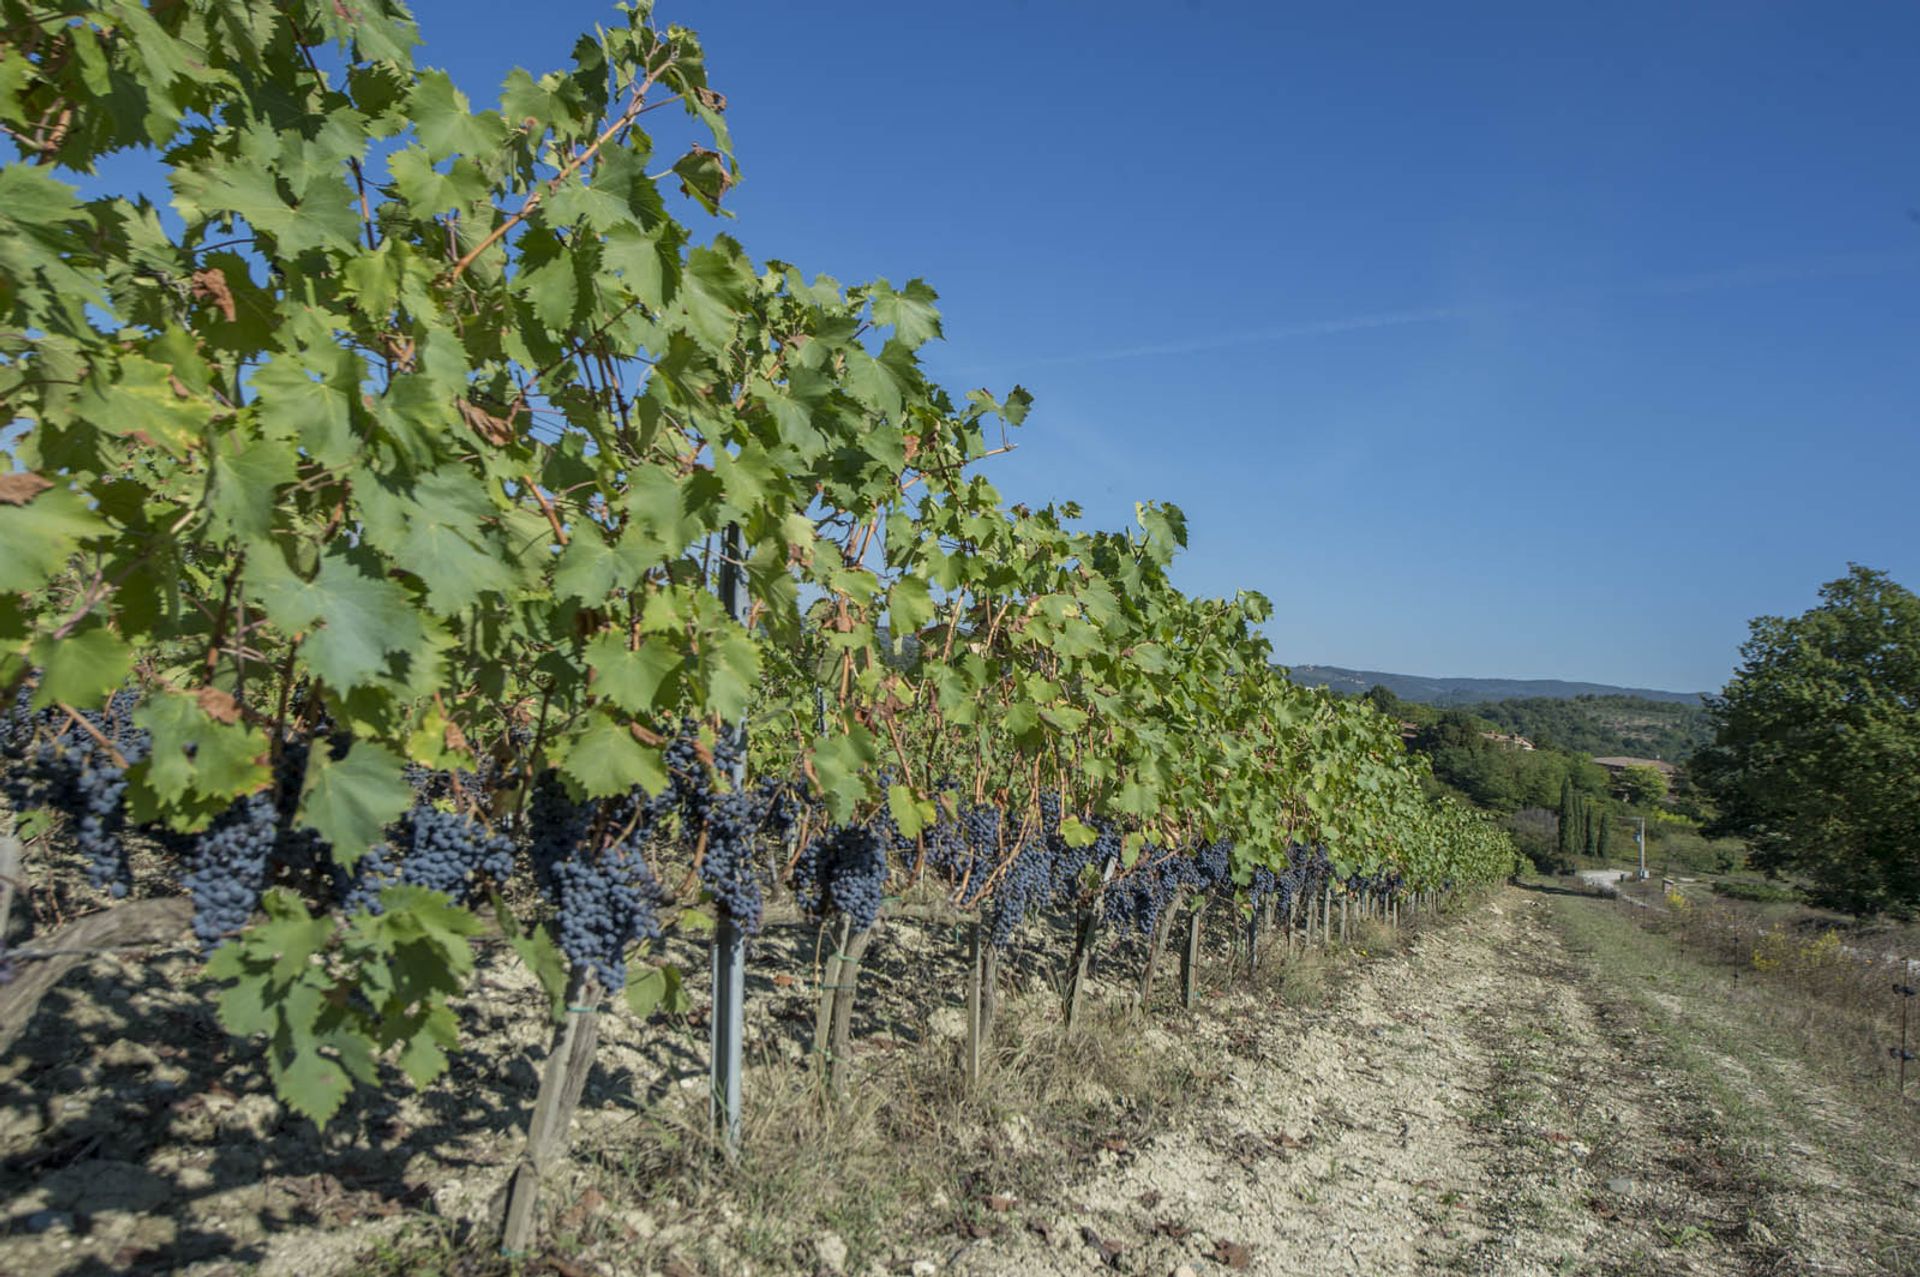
[{"left": 1636, "top": 817, "right": 1648, "bottom": 881}]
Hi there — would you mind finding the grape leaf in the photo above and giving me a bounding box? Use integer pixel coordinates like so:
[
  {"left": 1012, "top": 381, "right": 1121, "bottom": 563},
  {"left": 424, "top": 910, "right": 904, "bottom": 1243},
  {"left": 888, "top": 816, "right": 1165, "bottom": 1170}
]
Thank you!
[{"left": 296, "top": 740, "right": 413, "bottom": 869}]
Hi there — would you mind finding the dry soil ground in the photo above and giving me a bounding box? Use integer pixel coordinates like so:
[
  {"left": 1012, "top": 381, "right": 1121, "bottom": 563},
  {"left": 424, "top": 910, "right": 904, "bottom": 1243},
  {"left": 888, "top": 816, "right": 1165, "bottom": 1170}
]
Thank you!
[
  {"left": 2, "top": 887, "right": 1914, "bottom": 1276},
  {"left": 952, "top": 888, "right": 1918, "bottom": 1277}
]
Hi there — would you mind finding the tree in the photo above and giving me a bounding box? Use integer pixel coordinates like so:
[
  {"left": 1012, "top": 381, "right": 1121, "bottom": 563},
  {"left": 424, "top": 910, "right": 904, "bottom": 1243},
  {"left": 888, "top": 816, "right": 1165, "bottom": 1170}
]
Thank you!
[
  {"left": 1583, "top": 802, "right": 1599, "bottom": 858},
  {"left": 1693, "top": 565, "right": 1920, "bottom": 915},
  {"left": 1557, "top": 778, "right": 1579, "bottom": 860},
  {"left": 1616, "top": 765, "right": 1670, "bottom": 807},
  {"left": 1597, "top": 812, "right": 1614, "bottom": 860},
  {"left": 1363, "top": 684, "right": 1406, "bottom": 720}
]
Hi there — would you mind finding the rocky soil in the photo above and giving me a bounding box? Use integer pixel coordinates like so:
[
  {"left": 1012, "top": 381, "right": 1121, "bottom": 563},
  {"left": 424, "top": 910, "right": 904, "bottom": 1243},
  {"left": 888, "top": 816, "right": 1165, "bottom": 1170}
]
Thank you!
[{"left": 2, "top": 887, "right": 1912, "bottom": 1276}]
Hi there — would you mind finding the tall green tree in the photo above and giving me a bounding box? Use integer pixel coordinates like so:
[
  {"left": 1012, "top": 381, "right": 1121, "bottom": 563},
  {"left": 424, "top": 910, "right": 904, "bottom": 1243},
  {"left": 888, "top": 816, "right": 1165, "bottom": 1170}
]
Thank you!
[
  {"left": 1597, "top": 812, "right": 1614, "bottom": 860},
  {"left": 1616, "top": 764, "right": 1670, "bottom": 808},
  {"left": 1694, "top": 566, "right": 1920, "bottom": 915},
  {"left": 1557, "top": 777, "right": 1579, "bottom": 860}
]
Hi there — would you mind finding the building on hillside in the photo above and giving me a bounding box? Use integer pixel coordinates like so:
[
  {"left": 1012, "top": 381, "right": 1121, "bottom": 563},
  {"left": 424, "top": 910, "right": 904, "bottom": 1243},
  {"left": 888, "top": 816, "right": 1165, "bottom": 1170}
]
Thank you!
[{"left": 1481, "top": 732, "right": 1535, "bottom": 751}]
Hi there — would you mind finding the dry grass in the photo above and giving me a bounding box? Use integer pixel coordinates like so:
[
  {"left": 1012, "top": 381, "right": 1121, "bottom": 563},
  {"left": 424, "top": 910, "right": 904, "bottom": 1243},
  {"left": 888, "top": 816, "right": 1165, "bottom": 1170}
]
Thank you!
[
  {"left": 578, "top": 987, "right": 1205, "bottom": 1274},
  {"left": 1616, "top": 892, "right": 1920, "bottom": 1111},
  {"left": 353, "top": 897, "right": 1433, "bottom": 1275}
]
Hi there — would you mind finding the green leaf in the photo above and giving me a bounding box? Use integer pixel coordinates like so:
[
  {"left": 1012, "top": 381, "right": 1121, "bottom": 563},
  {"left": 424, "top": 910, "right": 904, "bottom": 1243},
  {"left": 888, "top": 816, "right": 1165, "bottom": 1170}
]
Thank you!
[
  {"left": 676, "top": 906, "right": 716, "bottom": 936},
  {"left": 207, "top": 433, "right": 298, "bottom": 540},
  {"left": 129, "top": 692, "right": 271, "bottom": 825},
  {"left": 494, "top": 895, "right": 568, "bottom": 1022},
  {"left": 583, "top": 633, "right": 681, "bottom": 713},
  {"left": 0, "top": 483, "right": 104, "bottom": 593},
  {"left": 676, "top": 240, "right": 751, "bottom": 352},
  {"left": 808, "top": 727, "right": 877, "bottom": 822},
  {"left": 74, "top": 353, "right": 210, "bottom": 455},
  {"left": 888, "top": 575, "right": 934, "bottom": 636},
  {"left": 409, "top": 70, "right": 509, "bottom": 162},
  {"left": 29, "top": 625, "right": 132, "bottom": 710},
  {"left": 699, "top": 625, "right": 760, "bottom": 722},
  {"left": 558, "top": 711, "right": 666, "bottom": 799},
  {"left": 247, "top": 547, "right": 432, "bottom": 692},
  {"left": 887, "top": 783, "right": 924, "bottom": 840},
  {"left": 297, "top": 740, "right": 413, "bottom": 869},
  {"left": 395, "top": 1004, "right": 458, "bottom": 1086},
  {"left": 387, "top": 146, "right": 490, "bottom": 212},
  {"left": 625, "top": 963, "right": 688, "bottom": 1018},
  {"left": 1058, "top": 815, "right": 1099, "bottom": 850},
  {"left": 279, "top": 1049, "right": 352, "bottom": 1128},
  {"left": 252, "top": 352, "right": 356, "bottom": 467},
  {"left": 869, "top": 278, "right": 942, "bottom": 349}
]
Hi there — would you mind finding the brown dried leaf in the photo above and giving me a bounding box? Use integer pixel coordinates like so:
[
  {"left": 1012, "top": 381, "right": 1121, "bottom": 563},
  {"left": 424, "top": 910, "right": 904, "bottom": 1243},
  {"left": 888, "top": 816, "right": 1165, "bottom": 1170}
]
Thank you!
[
  {"left": 1135, "top": 1190, "right": 1162, "bottom": 1209},
  {"left": 195, "top": 687, "right": 241, "bottom": 725},
  {"left": 455, "top": 396, "right": 515, "bottom": 446},
  {"left": 985, "top": 1193, "right": 1016, "bottom": 1212},
  {"left": 1213, "top": 1239, "right": 1253, "bottom": 1269},
  {"left": 189, "top": 266, "right": 237, "bottom": 322},
  {"left": 0, "top": 472, "right": 53, "bottom": 505},
  {"left": 1080, "top": 1225, "right": 1124, "bottom": 1266}
]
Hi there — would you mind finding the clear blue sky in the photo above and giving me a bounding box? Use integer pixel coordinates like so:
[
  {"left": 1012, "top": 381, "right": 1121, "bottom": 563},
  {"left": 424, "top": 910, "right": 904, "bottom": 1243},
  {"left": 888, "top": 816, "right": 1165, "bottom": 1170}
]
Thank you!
[{"left": 447, "top": 4, "right": 1919, "bottom": 690}]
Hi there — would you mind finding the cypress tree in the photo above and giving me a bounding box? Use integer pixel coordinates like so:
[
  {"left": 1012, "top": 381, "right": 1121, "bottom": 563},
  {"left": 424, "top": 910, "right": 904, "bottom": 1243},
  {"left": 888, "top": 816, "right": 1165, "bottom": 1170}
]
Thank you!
[
  {"left": 1584, "top": 803, "right": 1599, "bottom": 858},
  {"left": 1597, "top": 812, "right": 1613, "bottom": 860},
  {"left": 1557, "top": 778, "right": 1578, "bottom": 859}
]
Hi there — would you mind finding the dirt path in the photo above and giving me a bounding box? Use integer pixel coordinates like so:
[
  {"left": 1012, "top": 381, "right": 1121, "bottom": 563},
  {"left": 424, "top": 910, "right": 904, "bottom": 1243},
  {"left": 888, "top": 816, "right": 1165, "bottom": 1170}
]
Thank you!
[{"left": 954, "top": 889, "right": 1904, "bottom": 1277}]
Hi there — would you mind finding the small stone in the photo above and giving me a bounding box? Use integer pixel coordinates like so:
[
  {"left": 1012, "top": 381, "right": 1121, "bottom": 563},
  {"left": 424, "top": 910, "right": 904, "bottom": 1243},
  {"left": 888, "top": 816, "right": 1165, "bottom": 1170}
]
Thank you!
[
  {"left": 25, "top": 1210, "right": 74, "bottom": 1234},
  {"left": 1174, "top": 1267, "right": 1200, "bottom": 1277},
  {"left": 619, "top": 1208, "right": 658, "bottom": 1240},
  {"left": 814, "top": 1232, "right": 849, "bottom": 1273},
  {"left": 910, "top": 1261, "right": 937, "bottom": 1277},
  {"left": 1606, "top": 1177, "right": 1635, "bottom": 1194}
]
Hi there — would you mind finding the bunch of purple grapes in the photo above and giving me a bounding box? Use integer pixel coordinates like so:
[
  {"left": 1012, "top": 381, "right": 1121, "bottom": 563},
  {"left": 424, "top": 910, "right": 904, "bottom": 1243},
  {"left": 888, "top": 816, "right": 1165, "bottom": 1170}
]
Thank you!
[
  {"left": 181, "top": 792, "right": 280, "bottom": 951},
  {"left": 550, "top": 839, "right": 665, "bottom": 991},
  {"left": 2, "top": 701, "right": 147, "bottom": 898},
  {"left": 987, "top": 834, "right": 1053, "bottom": 948},
  {"left": 791, "top": 821, "right": 889, "bottom": 931},
  {"left": 697, "top": 784, "right": 766, "bottom": 933}
]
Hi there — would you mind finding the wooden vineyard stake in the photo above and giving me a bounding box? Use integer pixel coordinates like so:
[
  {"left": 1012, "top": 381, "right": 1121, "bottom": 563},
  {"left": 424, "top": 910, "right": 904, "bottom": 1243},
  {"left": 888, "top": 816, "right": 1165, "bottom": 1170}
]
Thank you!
[
  {"left": 828, "top": 921, "right": 879, "bottom": 1100},
  {"left": 1180, "top": 902, "right": 1204, "bottom": 1009},
  {"left": 814, "top": 915, "right": 852, "bottom": 1087},
  {"left": 1063, "top": 860, "right": 1118, "bottom": 1034},
  {"left": 1136, "top": 894, "right": 1178, "bottom": 1014},
  {"left": 964, "top": 922, "right": 984, "bottom": 1088},
  {"left": 500, "top": 973, "right": 600, "bottom": 1256}
]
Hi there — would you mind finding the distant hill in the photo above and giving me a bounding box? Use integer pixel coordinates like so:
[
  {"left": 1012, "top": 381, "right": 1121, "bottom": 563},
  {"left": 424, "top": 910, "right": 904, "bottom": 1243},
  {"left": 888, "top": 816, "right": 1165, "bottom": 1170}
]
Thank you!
[
  {"left": 1454, "top": 695, "right": 1711, "bottom": 762},
  {"left": 1284, "top": 665, "right": 1704, "bottom": 706}
]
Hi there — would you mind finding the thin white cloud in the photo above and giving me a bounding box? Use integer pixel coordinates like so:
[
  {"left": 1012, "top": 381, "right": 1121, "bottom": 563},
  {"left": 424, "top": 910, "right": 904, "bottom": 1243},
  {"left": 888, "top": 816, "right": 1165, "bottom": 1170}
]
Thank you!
[{"left": 1022, "top": 250, "right": 1920, "bottom": 368}]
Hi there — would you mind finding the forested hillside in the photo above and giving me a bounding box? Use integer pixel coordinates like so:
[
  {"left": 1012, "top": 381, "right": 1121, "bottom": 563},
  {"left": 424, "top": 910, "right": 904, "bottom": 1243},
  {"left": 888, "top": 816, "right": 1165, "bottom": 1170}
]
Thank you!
[
  {"left": 1287, "top": 665, "right": 1703, "bottom": 706},
  {"left": 1358, "top": 687, "right": 1711, "bottom": 763},
  {"left": 1459, "top": 695, "right": 1712, "bottom": 761}
]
